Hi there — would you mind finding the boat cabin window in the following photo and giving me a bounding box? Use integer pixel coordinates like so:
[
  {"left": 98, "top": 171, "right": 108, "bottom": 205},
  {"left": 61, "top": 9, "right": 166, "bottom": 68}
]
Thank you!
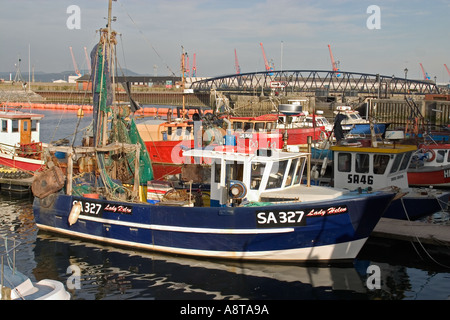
[
  {"left": 214, "top": 162, "right": 221, "bottom": 183},
  {"left": 12, "top": 120, "right": 18, "bottom": 132},
  {"left": 285, "top": 158, "right": 301, "bottom": 186},
  {"left": 355, "top": 153, "right": 370, "bottom": 174},
  {"left": 373, "top": 154, "right": 390, "bottom": 175},
  {"left": 251, "top": 162, "right": 266, "bottom": 190},
  {"left": 227, "top": 161, "right": 244, "bottom": 181},
  {"left": 31, "top": 120, "right": 38, "bottom": 132},
  {"left": 436, "top": 150, "right": 446, "bottom": 163},
  {"left": 214, "top": 161, "right": 244, "bottom": 184},
  {"left": 266, "top": 122, "right": 275, "bottom": 131},
  {"left": 233, "top": 122, "right": 243, "bottom": 131},
  {"left": 244, "top": 122, "right": 253, "bottom": 131},
  {"left": 254, "top": 122, "right": 265, "bottom": 131},
  {"left": 267, "top": 160, "right": 288, "bottom": 189},
  {"left": 1, "top": 120, "right": 7, "bottom": 132},
  {"left": 185, "top": 126, "right": 192, "bottom": 136},
  {"left": 400, "top": 152, "right": 413, "bottom": 170},
  {"left": 295, "top": 157, "right": 306, "bottom": 184},
  {"left": 389, "top": 154, "right": 403, "bottom": 174},
  {"left": 337, "top": 153, "right": 352, "bottom": 172}
]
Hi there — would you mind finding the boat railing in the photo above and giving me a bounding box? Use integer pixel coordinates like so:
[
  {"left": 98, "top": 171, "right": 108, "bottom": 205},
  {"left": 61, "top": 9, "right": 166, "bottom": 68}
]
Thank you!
[
  {"left": 1, "top": 235, "right": 21, "bottom": 293},
  {"left": 16, "top": 142, "right": 43, "bottom": 158},
  {"left": 0, "top": 142, "right": 17, "bottom": 157}
]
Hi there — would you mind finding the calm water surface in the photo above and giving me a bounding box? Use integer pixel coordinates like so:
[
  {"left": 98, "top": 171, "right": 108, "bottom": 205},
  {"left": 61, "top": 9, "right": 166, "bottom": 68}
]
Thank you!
[
  {"left": 2, "top": 109, "right": 449, "bottom": 301},
  {"left": 1, "top": 192, "right": 449, "bottom": 301}
]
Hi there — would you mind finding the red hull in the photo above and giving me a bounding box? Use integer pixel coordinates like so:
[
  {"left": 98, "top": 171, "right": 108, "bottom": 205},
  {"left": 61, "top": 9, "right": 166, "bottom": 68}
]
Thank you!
[
  {"left": 0, "top": 155, "right": 44, "bottom": 172},
  {"left": 408, "top": 143, "right": 450, "bottom": 187},
  {"left": 408, "top": 168, "right": 450, "bottom": 187},
  {"left": 145, "top": 132, "right": 286, "bottom": 180},
  {"left": 283, "top": 127, "right": 322, "bottom": 145}
]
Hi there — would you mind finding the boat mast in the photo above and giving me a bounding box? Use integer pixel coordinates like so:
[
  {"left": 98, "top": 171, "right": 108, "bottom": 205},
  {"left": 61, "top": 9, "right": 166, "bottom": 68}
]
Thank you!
[
  {"left": 181, "top": 46, "right": 186, "bottom": 120},
  {"left": 99, "top": 0, "right": 115, "bottom": 146}
]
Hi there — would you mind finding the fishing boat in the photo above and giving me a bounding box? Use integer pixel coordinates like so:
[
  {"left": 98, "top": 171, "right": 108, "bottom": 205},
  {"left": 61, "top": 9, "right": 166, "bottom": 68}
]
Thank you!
[
  {"left": 31, "top": 0, "right": 397, "bottom": 263},
  {"left": 137, "top": 111, "right": 284, "bottom": 180},
  {"left": 334, "top": 106, "right": 368, "bottom": 132},
  {"left": 33, "top": 143, "right": 396, "bottom": 262},
  {"left": 329, "top": 131, "right": 449, "bottom": 220},
  {"left": 0, "top": 106, "right": 45, "bottom": 172},
  {"left": 137, "top": 103, "right": 327, "bottom": 180},
  {"left": 0, "top": 235, "right": 70, "bottom": 300},
  {"left": 334, "top": 105, "right": 389, "bottom": 137},
  {"left": 408, "top": 143, "right": 450, "bottom": 187}
]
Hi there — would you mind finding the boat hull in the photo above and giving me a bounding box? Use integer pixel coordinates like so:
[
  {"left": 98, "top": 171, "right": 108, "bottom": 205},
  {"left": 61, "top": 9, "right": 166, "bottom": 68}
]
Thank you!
[
  {"left": 408, "top": 166, "right": 450, "bottom": 187},
  {"left": 33, "top": 191, "right": 395, "bottom": 262},
  {"left": 383, "top": 192, "right": 449, "bottom": 220},
  {"left": 0, "top": 154, "right": 44, "bottom": 172}
]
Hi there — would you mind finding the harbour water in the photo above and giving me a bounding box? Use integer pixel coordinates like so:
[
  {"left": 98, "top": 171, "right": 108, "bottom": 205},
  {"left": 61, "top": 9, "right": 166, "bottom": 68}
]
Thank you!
[{"left": 2, "top": 108, "right": 449, "bottom": 302}]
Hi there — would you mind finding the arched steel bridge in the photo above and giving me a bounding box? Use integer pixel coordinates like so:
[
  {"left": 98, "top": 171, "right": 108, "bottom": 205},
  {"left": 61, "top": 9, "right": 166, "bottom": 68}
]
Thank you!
[{"left": 190, "top": 70, "right": 440, "bottom": 95}]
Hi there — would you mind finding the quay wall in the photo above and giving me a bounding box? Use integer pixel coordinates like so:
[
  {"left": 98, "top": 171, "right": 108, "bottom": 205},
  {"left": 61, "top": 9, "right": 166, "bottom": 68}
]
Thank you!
[
  {"left": 371, "top": 98, "right": 450, "bottom": 128},
  {"left": 2, "top": 85, "right": 449, "bottom": 127},
  {"left": 34, "top": 91, "right": 210, "bottom": 107}
]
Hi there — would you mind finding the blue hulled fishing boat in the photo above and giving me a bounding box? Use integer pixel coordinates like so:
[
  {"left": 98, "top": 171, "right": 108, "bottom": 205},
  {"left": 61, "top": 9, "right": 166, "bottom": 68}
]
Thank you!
[{"left": 31, "top": 0, "right": 396, "bottom": 262}]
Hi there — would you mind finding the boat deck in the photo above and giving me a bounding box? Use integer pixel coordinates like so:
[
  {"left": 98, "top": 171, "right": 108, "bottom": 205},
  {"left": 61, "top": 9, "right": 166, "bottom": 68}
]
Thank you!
[{"left": 260, "top": 185, "right": 346, "bottom": 202}]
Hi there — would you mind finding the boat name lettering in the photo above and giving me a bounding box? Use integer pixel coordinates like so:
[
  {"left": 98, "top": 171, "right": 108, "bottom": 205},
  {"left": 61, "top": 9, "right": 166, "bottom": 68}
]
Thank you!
[
  {"left": 73, "top": 200, "right": 102, "bottom": 216},
  {"left": 256, "top": 210, "right": 306, "bottom": 228},
  {"left": 239, "top": 133, "right": 253, "bottom": 139},
  {"left": 306, "top": 206, "right": 348, "bottom": 217},
  {"left": 104, "top": 204, "right": 133, "bottom": 214},
  {"left": 390, "top": 174, "right": 404, "bottom": 182},
  {"left": 347, "top": 174, "right": 373, "bottom": 185}
]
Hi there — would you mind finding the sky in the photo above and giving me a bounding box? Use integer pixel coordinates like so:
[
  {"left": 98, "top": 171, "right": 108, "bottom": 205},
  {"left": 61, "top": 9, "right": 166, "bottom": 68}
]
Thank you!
[{"left": 1, "top": 0, "right": 449, "bottom": 82}]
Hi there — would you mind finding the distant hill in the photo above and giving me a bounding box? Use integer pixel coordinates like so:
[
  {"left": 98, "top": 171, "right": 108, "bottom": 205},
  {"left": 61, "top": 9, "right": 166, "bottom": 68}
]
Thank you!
[{"left": 0, "top": 69, "right": 146, "bottom": 83}]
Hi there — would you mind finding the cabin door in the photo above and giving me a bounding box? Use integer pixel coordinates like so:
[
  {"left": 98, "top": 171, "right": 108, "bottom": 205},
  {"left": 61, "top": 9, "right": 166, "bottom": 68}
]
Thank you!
[{"left": 20, "top": 119, "right": 32, "bottom": 145}]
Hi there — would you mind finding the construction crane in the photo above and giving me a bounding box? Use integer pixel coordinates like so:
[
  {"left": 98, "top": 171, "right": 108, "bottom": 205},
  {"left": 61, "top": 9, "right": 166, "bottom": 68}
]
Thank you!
[
  {"left": 260, "top": 42, "right": 274, "bottom": 74},
  {"left": 192, "top": 53, "right": 197, "bottom": 77},
  {"left": 328, "top": 44, "right": 341, "bottom": 77},
  {"left": 234, "top": 49, "right": 241, "bottom": 75},
  {"left": 444, "top": 64, "right": 450, "bottom": 80},
  {"left": 419, "top": 63, "right": 431, "bottom": 80},
  {"left": 69, "top": 46, "right": 81, "bottom": 77},
  {"left": 84, "top": 47, "right": 91, "bottom": 74},
  {"left": 184, "top": 54, "right": 190, "bottom": 77}
]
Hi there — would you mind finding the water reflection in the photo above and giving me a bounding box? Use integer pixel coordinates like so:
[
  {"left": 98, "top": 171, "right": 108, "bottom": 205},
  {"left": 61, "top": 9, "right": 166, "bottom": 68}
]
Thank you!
[{"left": 34, "top": 233, "right": 370, "bottom": 300}]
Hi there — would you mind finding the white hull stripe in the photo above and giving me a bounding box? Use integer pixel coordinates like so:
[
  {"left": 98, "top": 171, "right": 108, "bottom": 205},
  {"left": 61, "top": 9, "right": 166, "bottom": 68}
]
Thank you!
[
  {"left": 78, "top": 215, "right": 294, "bottom": 235},
  {"left": 37, "top": 223, "right": 367, "bottom": 261}
]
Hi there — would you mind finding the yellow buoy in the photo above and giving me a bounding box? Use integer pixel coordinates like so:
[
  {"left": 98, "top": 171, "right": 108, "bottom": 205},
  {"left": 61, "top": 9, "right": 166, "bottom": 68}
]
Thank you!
[{"left": 77, "top": 107, "right": 84, "bottom": 117}]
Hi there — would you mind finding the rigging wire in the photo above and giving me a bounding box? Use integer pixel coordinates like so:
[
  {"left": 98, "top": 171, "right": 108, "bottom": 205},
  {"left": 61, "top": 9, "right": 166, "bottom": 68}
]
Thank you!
[
  {"left": 400, "top": 197, "right": 450, "bottom": 269},
  {"left": 116, "top": 0, "right": 177, "bottom": 76}
]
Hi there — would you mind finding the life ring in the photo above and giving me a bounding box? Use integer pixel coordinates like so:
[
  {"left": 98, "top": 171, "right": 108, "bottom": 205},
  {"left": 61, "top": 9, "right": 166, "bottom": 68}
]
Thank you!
[
  {"left": 229, "top": 180, "right": 247, "bottom": 199},
  {"left": 421, "top": 148, "right": 436, "bottom": 162},
  {"left": 68, "top": 202, "right": 82, "bottom": 226}
]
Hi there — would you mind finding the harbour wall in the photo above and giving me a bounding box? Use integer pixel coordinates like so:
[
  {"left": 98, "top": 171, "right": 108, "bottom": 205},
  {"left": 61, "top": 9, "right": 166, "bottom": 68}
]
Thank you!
[{"left": 2, "top": 86, "right": 450, "bottom": 128}]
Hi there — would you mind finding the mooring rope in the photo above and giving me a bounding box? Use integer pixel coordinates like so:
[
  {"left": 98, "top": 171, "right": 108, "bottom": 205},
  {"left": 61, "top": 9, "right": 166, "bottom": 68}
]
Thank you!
[{"left": 400, "top": 196, "right": 450, "bottom": 269}]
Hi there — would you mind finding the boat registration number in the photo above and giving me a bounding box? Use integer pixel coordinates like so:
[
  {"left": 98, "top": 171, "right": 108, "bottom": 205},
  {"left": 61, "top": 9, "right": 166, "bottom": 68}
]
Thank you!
[
  {"left": 73, "top": 200, "right": 103, "bottom": 216},
  {"left": 256, "top": 210, "right": 306, "bottom": 228},
  {"left": 72, "top": 200, "right": 133, "bottom": 216}
]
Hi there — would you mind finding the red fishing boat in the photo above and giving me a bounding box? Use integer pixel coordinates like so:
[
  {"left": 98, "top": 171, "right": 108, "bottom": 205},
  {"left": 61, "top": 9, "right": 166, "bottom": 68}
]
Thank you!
[
  {"left": 408, "top": 143, "right": 450, "bottom": 187},
  {"left": 0, "top": 107, "right": 45, "bottom": 172}
]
